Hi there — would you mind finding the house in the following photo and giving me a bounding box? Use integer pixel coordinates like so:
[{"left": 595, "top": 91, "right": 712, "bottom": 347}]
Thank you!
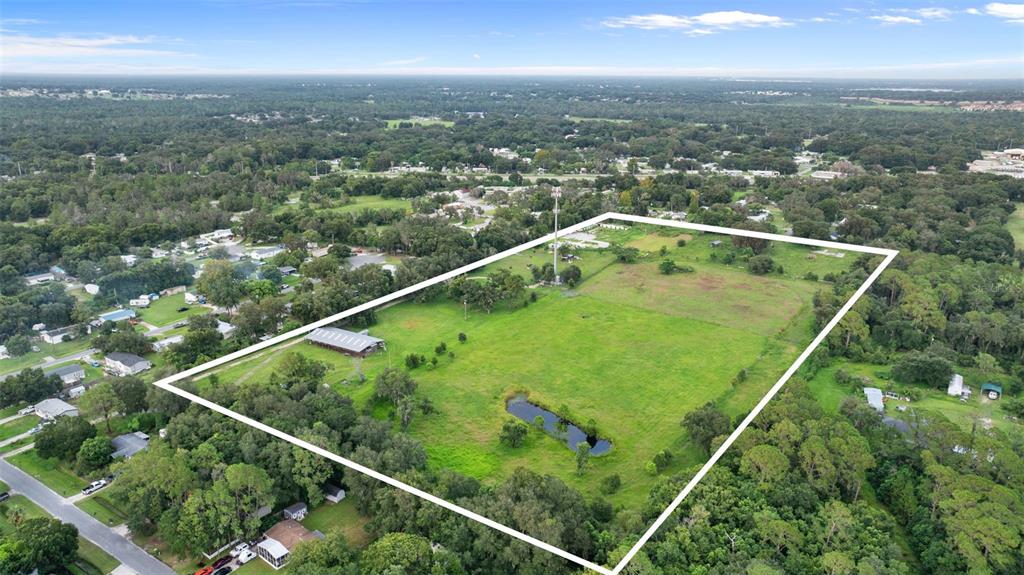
[
  {"left": 810, "top": 170, "right": 846, "bottom": 180},
  {"left": 216, "top": 320, "right": 237, "bottom": 339},
  {"left": 0, "top": 346, "right": 8, "bottom": 360},
  {"left": 152, "top": 335, "right": 184, "bottom": 352},
  {"left": 160, "top": 285, "right": 186, "bottom": 297},
  {"left": 105, "top": 352, "right": 152, "bottom": 376},
  {"left": 67, "top": 385, "right": 86, "bottom": 399},
  {"left": 129, "top": 297, "right": 150, "bottom": 308},
  {"left": 278, "top": 266, "right": 297, "bottom": 276},
  {"left": 200, "top": 228, "right": 235, "bottom": 242},
  {"left": 49, "top": 265, "right": 68, "bottom": 280},
  {"left": 863, "top": 387, "right": 885, "bottom": 412},
  {"left": 98, "top": 309, "right": 136, "bottom": 323},
  {"left": 120, "top": 254, "right": 139, "bottom": 267},
  {"left": 39, "top": 326, "right": 74, "bottom": 344},
  {"left": 184, "top": 292, "right": 199, "bottom": 304},
  {"left": 24, "top": 272, "right": 55, "bottom": 286},
  {"left": 256, "top": 519, "right": 322, "bottom": 570},
  {"left": 34, "top": 398, "right": 79, "bottom": 420},
  {"left": 282, "top": 502, "right": 308, "bottom": 521},
  {"left": 44, "top": 364, "right": 85, "bottom": 385},
  {"left": 323, "top": 484, "right": 346, "bottom": 504},
  {"left": 305, "top": 327, "right": 385, "bottom": 357},
  {"left": 981, "top": 383, "right": 1003, "bottom": 400},
  {"left": 84, "top": 284, "right": 100, "bottom": 295},
  {"left": 249, "top": 246, "right": 285, "bottom": 261},
  {"left": 111, "top": 431, "right": 150, "bottom": 459}
]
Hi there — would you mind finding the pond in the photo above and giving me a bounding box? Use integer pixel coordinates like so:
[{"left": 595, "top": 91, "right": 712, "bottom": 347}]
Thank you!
[{"left": 506, "top": 395, "right": 612, "bottom": 456}]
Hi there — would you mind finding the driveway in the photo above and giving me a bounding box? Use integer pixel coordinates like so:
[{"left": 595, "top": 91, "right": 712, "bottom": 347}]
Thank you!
[{"left": 0, "top": 459, "right": 174, "bottom": 575}]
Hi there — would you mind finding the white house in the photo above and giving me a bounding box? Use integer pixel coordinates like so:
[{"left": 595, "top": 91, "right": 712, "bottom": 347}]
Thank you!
[
  {"left": 120, "top": 254, "right": 139, "bottom": 267},
  {"left": 947, "top": 373, "right": 970, "bottom": 398},
  {"left": 104, "top": 352, "right": 152, "bottom": 376},
  {"left": 39, "top": 326, "right": 74, "bottom": 344},
  {"left": 863, "top": 387, "right": 884, "bottom": 412},
  {"left": 216, "top": 320, "right": 237, "bottom": 339},
  {"left": 24, "top": 272, "right": 55, "bottom": 286},
  {"left": 152, "top": 335, "right": 184, "bottom": 352}
]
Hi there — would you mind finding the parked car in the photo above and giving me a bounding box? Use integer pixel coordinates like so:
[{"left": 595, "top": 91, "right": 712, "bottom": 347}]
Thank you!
[
  {"left": 17, "top": 406, "right": 34, "bottom": 416},
  {"left": 211, "top": 556, "right": 232, "bottom": 569},
  {"left": 29, "top": 425, "right": 44, "bottom": 435},
  {"left": 177, "top": 307, "right": 190, "bottom": 313},
  {"left": 193, "top": 568, "right": 213, "bottom": 575},
  {"left": 236, "top": 550, "right": 256, "bottom": 564},
  {"left": 89, "top": 360, "right": 100, "bottom": 368},
  {"left": 0, "top": 492, "right": 10, "bottom": 502},
  {"left": 81, "top": 479, "right": 108, "bottom": 496},
  {"left": 229, "top": 542, "right": 249, "bottom": 557},
  {"left": 212, "top": 567, "right": 232, "bottom": 575},
  {"left": 173, "top": 321, "right": 188, "bottom": 328}
]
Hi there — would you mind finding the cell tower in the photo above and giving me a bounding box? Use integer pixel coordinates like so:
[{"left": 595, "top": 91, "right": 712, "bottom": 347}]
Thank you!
[{"left": 552, "top": 188, "right": 562, "bottom": 285}]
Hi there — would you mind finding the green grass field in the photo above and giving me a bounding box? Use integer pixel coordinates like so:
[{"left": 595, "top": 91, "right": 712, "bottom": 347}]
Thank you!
[
  {"left": 327, "top": 195, "right": 412, "bottom": 215},
  {"left": 139, "top": 293, "right": 209, "bottom": 327},
  {"left": 8, "top": 449, "right": 89, "bottom": 496},
  {"left": 0, "top": 338, "right": 94, "bottom": 377},
  {"left": 301, "top": 498, "right": 372, "bottom": 547},
  {"left": 77, "top": 493, "right": 130, "bottom": 527},
  {"left": 205, "top": 228, "right": 847, "bottom": 508},
  {"left": 0, "top": 414, "right": 39, "bottom": 442},
  {"left": 1007, "top": 203, "right": 1024, "bottom": 250}
]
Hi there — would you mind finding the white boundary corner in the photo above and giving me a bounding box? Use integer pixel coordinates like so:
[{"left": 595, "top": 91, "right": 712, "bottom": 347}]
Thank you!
[{"left": 149, "top": 213, "right": 897, "bottom": 575}]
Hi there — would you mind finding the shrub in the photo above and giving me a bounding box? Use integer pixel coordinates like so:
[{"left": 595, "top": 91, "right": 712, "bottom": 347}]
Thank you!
[
  {"left": 601, "top": 474, "right": 622, "bottom": 495},
  {"left": 748, "top": 254, "right": 775, "bottom": 275}
]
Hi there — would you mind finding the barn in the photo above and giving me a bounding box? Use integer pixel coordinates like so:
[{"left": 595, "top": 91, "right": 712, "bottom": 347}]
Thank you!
[{"left": 305, "top": 327, "right": 385, "bottom": 357}]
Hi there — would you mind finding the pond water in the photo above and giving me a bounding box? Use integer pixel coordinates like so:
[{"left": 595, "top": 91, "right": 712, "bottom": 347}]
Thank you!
[{"left": 506, "top": 395, "right": 612, "bottom": 456}]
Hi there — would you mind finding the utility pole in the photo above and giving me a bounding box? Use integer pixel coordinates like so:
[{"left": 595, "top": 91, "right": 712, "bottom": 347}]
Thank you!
[{"left": 552, "top": 188, "right": 562, "bottom": 285}]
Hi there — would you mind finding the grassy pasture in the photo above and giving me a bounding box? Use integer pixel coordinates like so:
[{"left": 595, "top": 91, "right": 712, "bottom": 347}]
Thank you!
[
  {"left": 1008, "top": 203, "right": 1024, "bottom": 250},
  {"left": 138, "top": 292, "right": 209, "bottom": 327},
  {"left": 328, "top": 195, "right": 412, "bottom": 215},
  {"left": 204, "top": 228, "right": 842, "bottom": 509}
]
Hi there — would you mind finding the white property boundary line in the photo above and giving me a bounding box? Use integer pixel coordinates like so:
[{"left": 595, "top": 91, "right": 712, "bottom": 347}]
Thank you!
[{"left": 149, "top": 212, "right": 897, "bottom": 575}]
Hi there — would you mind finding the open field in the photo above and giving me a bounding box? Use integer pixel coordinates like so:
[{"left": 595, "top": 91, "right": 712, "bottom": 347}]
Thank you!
[
  {"left": 329, "top": 194, "right": 412, "bottom": 214},
  {"left": 0, "top": 338, "right": 94, "bottom": 377},
  {"left": 0, "top": 414, "right": 39, "bottom": 442},
  {"left": 8, "top": 449, "right": 89, "bottom": 496},
  {"left": 201, "top": 228, "right": 850, "bottom": 508},
  {"left": 301, "top": 497, "right": 372, "bottom": 547},
  {"left": 1008, "top": 203, "right": 1024, "bottom": 249},
  {"left": 139, "top": 292, "right": 209, "bottom": 327}
]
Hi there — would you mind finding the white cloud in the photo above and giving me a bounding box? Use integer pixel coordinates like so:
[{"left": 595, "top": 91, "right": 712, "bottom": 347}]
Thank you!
[
  {"left": 870, "top": 15, "right": 923, "bottom": 25},
  {"left": 913, "top": 7, "right": 953, "bottom": 20},
  {"left": 378, "top": 56, "right": 427, "bottom": 66},
  {"left": 0, "top": 18, "right": 46, "bottom": 26},
  {"left": 985, "top": 3, "right": 1024, "bottom": 22},
  {"left": 966, "top": 7, "right": 983, "bottom": 14},
  {"left": 602, "top": 11, "right": 788, "bottom": 33},
  {"left": 0, "top": 33, "right": 183, "bottom": 58},
  {"left": 809, "top": 17, "right": 837, "bottom": 23},
  {"left": 472, "top": 53, "right": 480, "bottom": 59}
]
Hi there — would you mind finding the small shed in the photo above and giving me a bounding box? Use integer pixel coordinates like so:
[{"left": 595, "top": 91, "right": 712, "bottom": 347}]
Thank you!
[
  {"left": 323, "top": 483, "right": 346, "bottom": 504},
  {"left": 981, "top": 383, "right": 1003, "bottom": 400},
  {"left": 863, "top": 387, "right": 884, "bottom": 413},
  {"left": 282, "top": 502, "right": 308, "bottom": 521}
]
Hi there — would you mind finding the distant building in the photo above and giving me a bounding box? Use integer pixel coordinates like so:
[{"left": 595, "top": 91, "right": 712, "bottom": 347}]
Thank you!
[
  {"left": 0, "top": 346, "right": 8, "bottom": 360},
  {"left": 305, "top": 327, "right": 385, "bottom": 357},
  {"left": 39, "top": 326, "right": 74, "bottom": 345},
  {"left": 152, "top": 335, "right": 184, "bottom": 352},
  {"left": 105, "top": 352, "right": 152, "bottom": 376},
  {"left": 120, "top": 254, "right": 139, "bottom": 267},
  {"left": 947, "top": 374, "right": 970, "bottom": 398},
  {"left": 981, "top": 383, "right": 1003, "bottom": 400},
  {"left": 863, "top": 387, "right": 884, "bottom": 412},
  {"left": 277, "top": 266, "right": 297, "bottom": 276},
  {"left": 249, "top": 246, "right": 285, "bottom": 261},
  {"left": 810, "top": 170, "right": 845, "bottom": 180},
  {"left": 34, "top": 398, "right": 79, "bottom": 420},
  {"left": 44, "top": 364, "right": 85, "bottom": 385},
  {"left": 24, "top": 272, "right": 55, "bottom": 286},
  {"left": 84, "top": 284, "right": 100, "bottom": 296},
  {"left": 111, "top": 431, "right": 150, "bottom": 459},
  {"left": 98, "top": 309, "right": 137, "bottom": 323},
  {"left": 216, "top": 320, "right": 237, "bottom": 339}
]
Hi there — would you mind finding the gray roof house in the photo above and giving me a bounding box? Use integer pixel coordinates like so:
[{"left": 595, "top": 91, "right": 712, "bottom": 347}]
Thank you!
[
  {"left": 44, "top": 364, "right": 85, "bottom": 385},
  {"left": 111, "top": 431, "right": 150, "bottom": 459},
  {"left": 305, "top": 327, "right": 385, "bottom": 357},
  {"left": 34, "top": 398, "right": 79, "bottom": 420},
  {"left": 105, "top": 352, "right": 152, "bottom": 376}
]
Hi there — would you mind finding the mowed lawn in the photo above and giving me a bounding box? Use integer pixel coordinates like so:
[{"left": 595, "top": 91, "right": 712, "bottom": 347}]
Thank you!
[
  {"left": 8, "top": 449, "right": 89, "bottom": 496},
  {"left": 1007, "top": 203, "right": 1024, "bottom": 250},
  {"left": 138, "top": 293, "right": 208, "bottom": 327},
  {"left": 328, "top": 195, "right": 412, "bottom": 215}
]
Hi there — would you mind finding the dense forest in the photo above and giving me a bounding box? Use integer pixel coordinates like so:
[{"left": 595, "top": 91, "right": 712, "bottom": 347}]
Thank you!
[{"left": 0, "top": 77, "right": 1022, "bottom": 575}]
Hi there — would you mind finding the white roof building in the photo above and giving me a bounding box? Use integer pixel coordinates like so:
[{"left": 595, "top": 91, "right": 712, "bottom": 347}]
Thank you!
[{"left": 34, "top": 398, "right": 79, "bottom": 420}]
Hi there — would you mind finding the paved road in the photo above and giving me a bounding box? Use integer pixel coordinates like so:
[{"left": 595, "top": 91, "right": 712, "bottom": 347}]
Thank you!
[
  {"left": 0, "top": 458, "right": 174, "bottom": 575},
  {"left": 0, "top": 348, "right": 98, "bottom": 381}
]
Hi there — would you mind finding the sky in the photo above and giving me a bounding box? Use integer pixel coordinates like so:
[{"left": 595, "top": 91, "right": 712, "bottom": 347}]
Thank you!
[{"left": 0, "top": 1, "right": 1022, "bottom": 78}]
